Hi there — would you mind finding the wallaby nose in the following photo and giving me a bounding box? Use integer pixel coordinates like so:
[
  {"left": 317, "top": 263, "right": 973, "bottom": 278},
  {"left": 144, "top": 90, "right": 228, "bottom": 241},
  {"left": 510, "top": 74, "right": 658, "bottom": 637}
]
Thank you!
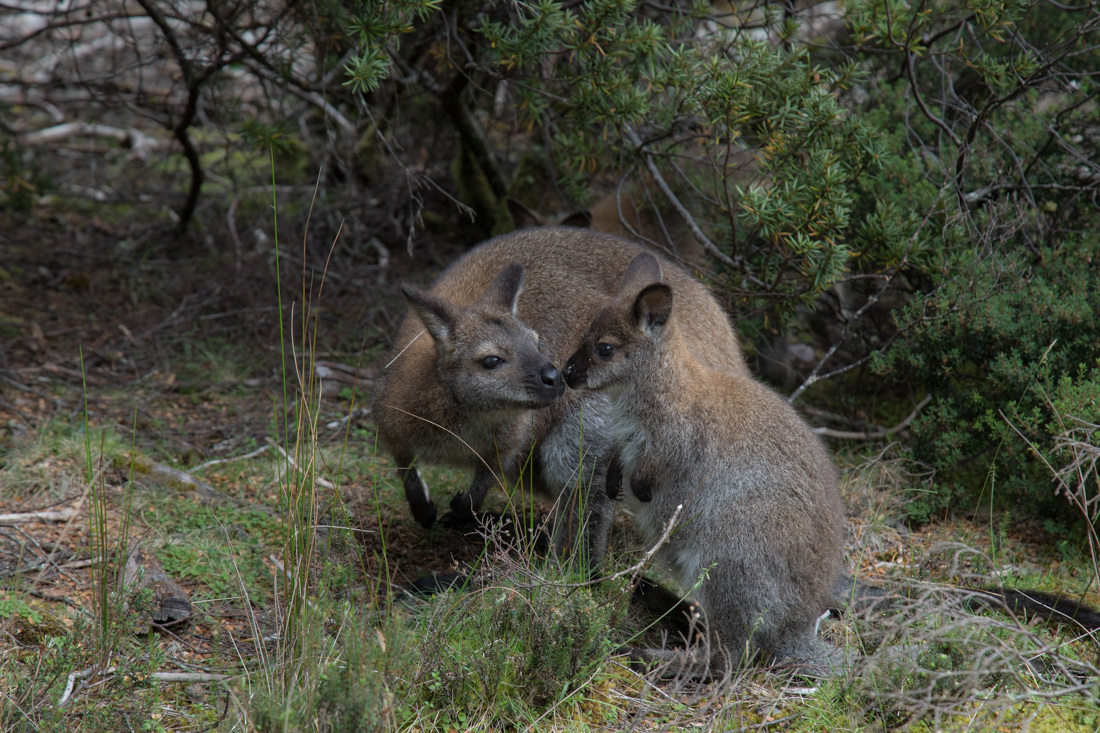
[{"left": 541, "top": 364, "right": 563, "bottom": 390}]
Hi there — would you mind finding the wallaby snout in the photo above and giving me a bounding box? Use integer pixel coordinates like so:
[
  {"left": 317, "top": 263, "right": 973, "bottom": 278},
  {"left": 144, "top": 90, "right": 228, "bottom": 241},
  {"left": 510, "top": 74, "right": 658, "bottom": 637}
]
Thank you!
[
  {"left": 537, "top": 363, "right": 565, "bottom": 397},
  {"left": 562, "top": 353, "right": 587, "bottom": 389}
]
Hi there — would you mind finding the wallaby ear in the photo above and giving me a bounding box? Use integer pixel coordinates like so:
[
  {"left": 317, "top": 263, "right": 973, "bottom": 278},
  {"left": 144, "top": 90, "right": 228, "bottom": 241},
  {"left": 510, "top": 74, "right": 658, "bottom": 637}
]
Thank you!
[
  {"left": 402, "top": 285, "right": 457, "bottom": 347},
  {"left": 506, "top": 198, "right": 544, "bottom": 229},
  {"left": 618, "top": 253, "right": 663, "bottom": 296},
  {"left": 560, "top": 209, "right": 594, "bottom": 229},
  {"left": 481, "top": 262, "right": 525, "bottom": 315},
  {"left": 633, "top": 283, "right": 673, "bottom": 334}
]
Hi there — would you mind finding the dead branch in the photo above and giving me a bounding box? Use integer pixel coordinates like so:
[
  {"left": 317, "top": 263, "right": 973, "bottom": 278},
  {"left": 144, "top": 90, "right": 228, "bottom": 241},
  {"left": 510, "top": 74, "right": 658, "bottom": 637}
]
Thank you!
[
  {"left": 812, "top": 395, "right": 933, "bottom": 441},
  {"left": 624, "top": 126, "right": 745, "bottom": 274},
  {"left": 18, "top": 122, "right": 165, "bottom": 159},
  {"left": 560, "top": 503, "right": 685, "bottom": 589},
  {"left": 59, "top": 665, "right": 230, "bottom": 707},
  {"left": 266, "top": 438, "right": 336, "bottom": 490},
  {"left": 0, "top": 508, "right": 78, "bottom": 523}
]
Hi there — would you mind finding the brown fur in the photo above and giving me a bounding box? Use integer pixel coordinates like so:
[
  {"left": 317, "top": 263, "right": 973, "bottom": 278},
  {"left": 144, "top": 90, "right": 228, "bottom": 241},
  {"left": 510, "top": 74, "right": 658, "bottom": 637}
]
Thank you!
[
  {"left": 564, "top": 253, "right": 846, "bottom": 673},
  {"left": 372, "top": 228, "right": 748, "bottom": 565}
]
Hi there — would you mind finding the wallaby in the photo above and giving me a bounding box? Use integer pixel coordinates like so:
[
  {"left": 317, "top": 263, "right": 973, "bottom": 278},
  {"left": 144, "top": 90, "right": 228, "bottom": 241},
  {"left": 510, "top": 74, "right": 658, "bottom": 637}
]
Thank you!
[
  {"left": 372, "top": 227, "right": 749, "bottom": 565},
  {"left": 563, "top": 252, "right": 847, "bottom": 674}
]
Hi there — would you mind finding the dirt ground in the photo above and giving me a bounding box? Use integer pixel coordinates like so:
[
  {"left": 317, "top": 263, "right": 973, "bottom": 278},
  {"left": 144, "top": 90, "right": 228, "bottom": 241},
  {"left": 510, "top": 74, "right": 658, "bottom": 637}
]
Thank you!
[{"left": 0, "top": 213, "right": 499, "bottom": 660}]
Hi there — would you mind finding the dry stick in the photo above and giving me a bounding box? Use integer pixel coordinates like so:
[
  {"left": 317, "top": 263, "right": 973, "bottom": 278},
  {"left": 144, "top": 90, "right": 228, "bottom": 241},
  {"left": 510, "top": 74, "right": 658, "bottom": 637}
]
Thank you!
[
  {"left": 59, "top": 666, "right": 230, "bottom": 706},
  {"left": 189, "top": 445, "right": 271, "bottom": 473},
  {"left": 2, "top": 555, "right": 103, "bottom": 579},
  {"left": 0, "top": 508, "right": 78, "bottom": 523},
  {"left": 17, "top": 121, "right": 161, "bottom": 149},
  {"left": 812, "top": 395, "right": 933, "bottom": 441},
  {"left": 0, "top": 373, "right": 65, "bottom": 407},
  {"left": 558, "top": 504, "right": 685, "bottom": 590},
  {"left": 242, "top": 59, "right": 354, "bottom": 134},
  {"left": 786, "top": 276, "right": 894, "bottom": 405},
  {"left": 35, "top": 468, "right": 94, "bottom": 583},
  {"left": 266, "top": 438, "right": 336, "bottom": 490}
]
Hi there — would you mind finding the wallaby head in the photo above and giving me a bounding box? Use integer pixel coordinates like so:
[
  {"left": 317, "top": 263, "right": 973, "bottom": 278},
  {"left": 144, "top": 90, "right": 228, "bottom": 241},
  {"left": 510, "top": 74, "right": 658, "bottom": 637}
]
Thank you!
[
  {"left": 563, "top": 252, "right": 672, "bottom": 392},
  {"left": 401, "top": 262, "right": 564, "bottom": 410}
]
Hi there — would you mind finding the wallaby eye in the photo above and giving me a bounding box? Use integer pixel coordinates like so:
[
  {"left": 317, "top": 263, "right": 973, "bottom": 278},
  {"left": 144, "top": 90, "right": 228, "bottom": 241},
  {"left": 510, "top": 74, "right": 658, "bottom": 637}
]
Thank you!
[
  {"left": 596, "top": 343, "right": 616, "bottom": 360},
  {"left": 480, "top": 355, "right": 503, "bottom": 370}
]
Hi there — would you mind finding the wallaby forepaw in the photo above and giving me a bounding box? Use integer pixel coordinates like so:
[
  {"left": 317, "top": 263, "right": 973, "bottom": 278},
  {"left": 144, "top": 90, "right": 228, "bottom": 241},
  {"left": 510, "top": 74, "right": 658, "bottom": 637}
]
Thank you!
[{"left": 448, "top": 491, "right": 478, "bottom": 519}]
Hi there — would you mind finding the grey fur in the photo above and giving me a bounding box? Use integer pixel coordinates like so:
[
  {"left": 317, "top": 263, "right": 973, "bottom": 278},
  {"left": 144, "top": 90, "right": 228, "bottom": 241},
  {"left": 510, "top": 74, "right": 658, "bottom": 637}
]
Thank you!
[{"left": 564, "top": 252, "right": 846, "bottom": 674}]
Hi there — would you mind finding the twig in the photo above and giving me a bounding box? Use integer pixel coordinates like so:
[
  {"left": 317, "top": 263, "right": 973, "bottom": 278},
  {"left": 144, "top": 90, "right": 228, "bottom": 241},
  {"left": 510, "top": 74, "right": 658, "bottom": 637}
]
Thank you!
[
  {"left": 149, "top": 671, "right": 231, "bottom": 682},
  {"left": 18, "top": 122, "right": 164, "bottom": 158},
  {"left": 241, "top": 59, "right": 354, "bottom": 134},
  {"left": 189, "top": 445, "right": 271, "bottom": 473},
  {"left": 811, "top": 395, "right": 933, "bottom": 440},
  {"left": 28, "top": 590, "right": 81, "bottom": 607},
  {"left": 325, "top": 407, "right": 371, "bottom": 431},
  {"left": 384, "top": 330, "right": 425, "bottom": 369},
  {"left": 58, "top": 557, "right": 105, "bottom": 570},
  {"left": 561, "top": 504, "right": 685, "bottom": 589},
  {"left": 59, "top": 666, "right": 231, "bottom": 707},
  {"left": 624, "top": 126, "right": 743, "bottom": 272},
  {"left": 0, "top": 508, "right": 78, "bottom": 523},
  {"left": 58, "top": 665, "right": 98, "bottom": 707},
  {"left": 227, "top": 193, "right": 243, "bottom": 272},
  {"left": 266, "top": 439, "right": 336, "bottom": 490}
]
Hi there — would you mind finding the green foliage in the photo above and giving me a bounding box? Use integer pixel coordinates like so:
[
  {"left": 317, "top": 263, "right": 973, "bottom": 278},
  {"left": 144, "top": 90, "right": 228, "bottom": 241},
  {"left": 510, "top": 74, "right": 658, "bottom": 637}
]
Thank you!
[
  {"left": 0, "top": 596, "right": 42, "bottom": 625},
  {"left": 829, "top": 0, "right": 1100, "bottom": 528},
  {"left": 348, "top": 0, "right": 896, "bottom": 326},
  {"left": 249, "top": 608, "right": 416, "bottom": 733},
  {"left": 344, "top": 0, "right": 444, "bottom": 93},
  {"left": 413, "top": 576, "right": 620, "bottom": 726},
  {"left": 0, "top": 597, "right": 173, "bottom": 732},
  {"left": 880, "top": 232, "right": 1100, "bottom": 525},
  {"left": 154, "top": 500, "right": 278, "bottom": 602}
]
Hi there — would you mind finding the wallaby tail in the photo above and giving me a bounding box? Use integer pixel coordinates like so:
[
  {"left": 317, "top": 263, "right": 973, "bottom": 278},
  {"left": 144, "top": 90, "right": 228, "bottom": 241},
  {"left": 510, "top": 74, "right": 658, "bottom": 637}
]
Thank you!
[
  {"left": 970, "top": 587, "right": 1100, "bottom": 631},
  {"left": 837, "top": 577, "right": 1100, "bottom": 632}
]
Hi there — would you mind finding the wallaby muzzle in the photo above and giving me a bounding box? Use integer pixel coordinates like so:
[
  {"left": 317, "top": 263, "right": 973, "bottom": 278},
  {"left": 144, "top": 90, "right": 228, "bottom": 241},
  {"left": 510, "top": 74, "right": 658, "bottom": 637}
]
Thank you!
[
  {"left": 562, "top": 350, "right": 589, "bottom": 389},
  {"left": 532, "top": 362, "right": 566, "bottom": 402}
]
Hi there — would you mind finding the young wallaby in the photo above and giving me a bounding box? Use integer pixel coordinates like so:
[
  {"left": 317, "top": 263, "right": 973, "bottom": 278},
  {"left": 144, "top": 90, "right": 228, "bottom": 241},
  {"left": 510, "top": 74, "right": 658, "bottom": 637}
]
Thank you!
[
  {"left": 563, "top": 252, "right": 846, "bottom": 674},
  {"left": 372, "top": 228, "right": 749, "bottom": 566}
]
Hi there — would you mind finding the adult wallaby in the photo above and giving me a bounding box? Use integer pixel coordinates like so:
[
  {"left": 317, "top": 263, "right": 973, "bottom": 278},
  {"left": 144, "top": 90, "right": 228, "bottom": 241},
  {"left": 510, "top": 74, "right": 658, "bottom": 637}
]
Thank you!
[
  {"left": 372, "top": 227, "right": 748, "bottom": 563},
  {"left": 563, "top": 252, "right": 846, "bottom": 674}
]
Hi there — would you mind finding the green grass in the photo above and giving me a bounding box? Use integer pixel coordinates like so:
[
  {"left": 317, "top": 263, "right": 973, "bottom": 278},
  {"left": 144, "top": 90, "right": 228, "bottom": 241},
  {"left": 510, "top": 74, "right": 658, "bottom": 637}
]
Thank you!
[{"left": 4, "top": 398, "right": 1100, "bottom": 731}]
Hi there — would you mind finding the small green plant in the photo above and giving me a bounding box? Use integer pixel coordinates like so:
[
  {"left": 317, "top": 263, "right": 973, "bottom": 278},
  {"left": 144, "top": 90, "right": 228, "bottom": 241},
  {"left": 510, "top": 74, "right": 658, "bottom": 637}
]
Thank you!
[
  {"left": 0, "top": 128, "right": 42, "bottom": 213},
  {"left": 0, "top": 596, "right": 42, "bottom": 625}
]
